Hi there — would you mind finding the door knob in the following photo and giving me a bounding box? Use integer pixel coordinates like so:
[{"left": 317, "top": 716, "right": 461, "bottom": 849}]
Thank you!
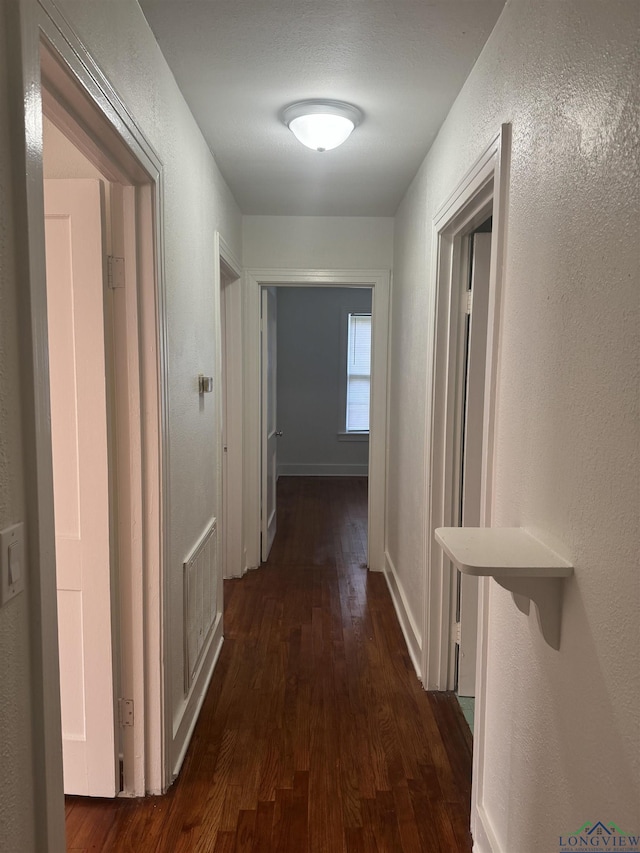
[{"left": 275, "top": 430, "right": 284, "bottom": 437}]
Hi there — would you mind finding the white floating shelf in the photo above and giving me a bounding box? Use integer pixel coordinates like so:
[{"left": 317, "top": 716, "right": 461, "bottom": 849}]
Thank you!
[
  {"left": 434, "top": 527, "right": 573, "bottom": 649},
  {"left": 434, "top": 527, "right": 573, "bottom": 578}
]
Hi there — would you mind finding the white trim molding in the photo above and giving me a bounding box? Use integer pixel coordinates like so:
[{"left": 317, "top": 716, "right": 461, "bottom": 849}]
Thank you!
[
  {"left": 383, "top": 552, "right": 423, "bottom": 679},
  {"left": 214, "top": 232, "right": 244, "bottom": 580},
  {"left": 421, "top": 125, "right": 511, "bottom": 851},
  {"left": 337, "top": 431, "right": 369, "bottom": 442},
  {"left": 242, "top": 269, "right": 390, "bottom": 573}
]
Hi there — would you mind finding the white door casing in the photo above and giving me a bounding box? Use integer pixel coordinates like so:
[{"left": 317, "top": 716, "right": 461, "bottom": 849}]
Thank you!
[
  {"left": 220, "top": 282, "right": 229, "bottom": 573},
  {"left": 457, "top": 231, "right": 492, "bottom": 698},
  {"left": 243, "top": 270, "right": 390, "bottom": 574},
  {"left": 44, "top": 178, "right": 118, "bottom": 797},
  {"left": 261, "top": 287, "right": 278, "bottom": 561},
  {"left": 216, "top": 233, "right": 243, "bottom": 579},
  {"left": 424, "top": 124, "right": 511, "bottom": 853},
  {"left": 23, "top": 19, "right": 170, "bottom": 842}
]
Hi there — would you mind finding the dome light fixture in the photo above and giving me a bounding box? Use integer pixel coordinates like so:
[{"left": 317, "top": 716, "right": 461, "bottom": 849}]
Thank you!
[{"left": 283, "top": 100, "right": 363, "bottom": 152}]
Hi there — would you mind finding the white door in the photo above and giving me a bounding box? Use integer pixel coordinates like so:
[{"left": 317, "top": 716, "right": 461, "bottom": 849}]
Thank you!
[
  {"left": 457, "top": 231, "right": 492, "bottom": 697},
  {"left": 44, "top": 178, "right": 118, "bottom": 796},
  {"left": 261, "top": 287, "right": 278, "bottom": 561}
]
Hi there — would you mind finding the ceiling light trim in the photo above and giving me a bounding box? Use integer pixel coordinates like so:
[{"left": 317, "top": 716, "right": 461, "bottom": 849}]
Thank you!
[{"left": 283, "top": 99, "right": 363, "bottom": 127}]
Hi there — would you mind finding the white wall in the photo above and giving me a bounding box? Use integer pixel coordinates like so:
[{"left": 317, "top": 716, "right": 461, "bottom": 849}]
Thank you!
[
  {"left": 243, "top": 215, "right": 393, "bottom": 270},
  {"left": 277, "top": 287, "right": 372, "bottom": 477},
  {"left": 388, "top": 2, "right": 639, "bottom": 850}
]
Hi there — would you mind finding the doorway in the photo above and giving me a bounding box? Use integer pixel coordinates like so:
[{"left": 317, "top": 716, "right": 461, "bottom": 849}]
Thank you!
[
  {"left": 38, "top": 36, "right": 168, "bottom": 798},
  {"left": 423, "top": 125, "right": 511, "bottom": 848},
  {"left": 43, "top": 137, "right": 119, "bottom": 796},
  {"left": 242, "top": 270, "right": 390, "bottom": 574},
  {"left": 216, "top": 234, "right": 243, "bottom": 579},
  {"left": 453, "top": 220, "right": 493, "bottom": 731},
  {"left": 259, "top": 286, "right": 373, "bottom": 562}
]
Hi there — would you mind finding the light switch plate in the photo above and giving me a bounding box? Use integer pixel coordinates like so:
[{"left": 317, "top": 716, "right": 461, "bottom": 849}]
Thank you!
[{"left": 1, "top": 522, "right": 25, "bottom": 606}]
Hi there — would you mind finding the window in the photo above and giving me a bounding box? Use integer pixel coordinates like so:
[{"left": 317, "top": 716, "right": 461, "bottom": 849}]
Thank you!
[{"left": 345, "top": 312, "right": 371, "bottom": 433}]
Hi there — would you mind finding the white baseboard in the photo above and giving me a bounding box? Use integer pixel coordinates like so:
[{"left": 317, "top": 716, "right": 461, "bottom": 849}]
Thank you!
[
  {"left": 277, "top": 463, "right": 369, "bottom": 477},
  {"left": 382, "top": 551, "right": 422, "bottom": 680},
  {"left": 472, "top": 802, "right": 501, "bottom": 853},
  {"left": 226, "top": 562, "right": 260, "bottom": 580},
  {"left": 170, "top": 612, "right": 224, "bottom": 780}
]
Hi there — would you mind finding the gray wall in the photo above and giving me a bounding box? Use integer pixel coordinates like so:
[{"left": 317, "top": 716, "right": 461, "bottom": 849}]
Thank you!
[{"left": 277, "top": 287, "right": 372, "bottom": 476}]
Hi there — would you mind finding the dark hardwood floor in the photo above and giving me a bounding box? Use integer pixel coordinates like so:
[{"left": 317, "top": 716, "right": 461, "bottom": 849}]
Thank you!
[{"left": 65, "top": 477, "right": 472, "bottom": 852}]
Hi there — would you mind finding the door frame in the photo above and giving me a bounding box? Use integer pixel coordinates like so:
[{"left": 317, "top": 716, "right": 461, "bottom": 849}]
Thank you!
[
  {"left": 214, "top": 233, "right": 244, "bottom": 579},
  {"left": 243, "top": 269, "right": 390, "bottom": 573},
  {"left": 16, "top": 1, "right": 170, "bottom": 836},
  {"left": 456, "top": 231, "right": 493, "bottom": 698},
  {"left": 260, "top": 286, "right": 279, "bottom": 562},
  {"left": 422, "top": 125, "right": 511, "bottom": 850}
]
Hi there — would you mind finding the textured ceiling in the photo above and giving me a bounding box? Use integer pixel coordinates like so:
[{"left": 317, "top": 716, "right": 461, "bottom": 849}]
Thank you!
[{"left": 138, "top": 0, "right": 505, "bottom": 216}]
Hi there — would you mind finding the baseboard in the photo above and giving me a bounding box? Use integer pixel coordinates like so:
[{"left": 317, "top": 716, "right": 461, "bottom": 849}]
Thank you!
[
  {"left": 170, "top": 612, "right": 224, "bottom": 780},
  {"left": 277, "top": 463, "right": 369, "bottom": 477},
  {"left": 472, "top": 802, "right": 501, "bottom": 853},
  {"left": 226, "top": 562, "right": 259, "bottom": 580},
  {"left": 383, "top": 551, "right": 422, "bottom": 680}
]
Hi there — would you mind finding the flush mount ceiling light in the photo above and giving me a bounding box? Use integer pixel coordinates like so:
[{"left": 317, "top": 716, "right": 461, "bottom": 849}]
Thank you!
[{"left": 283, "top": 100, "right": 363, "bottom": 152}]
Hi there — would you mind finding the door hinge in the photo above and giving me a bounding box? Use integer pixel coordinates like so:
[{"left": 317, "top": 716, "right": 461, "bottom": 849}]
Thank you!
[
  {"left": 465, "top": 290, "right": 473, "bottom": 315},
  {"left": 118, "top": 698, "right": 134, "bottom": 727},
  {"left": 454, "top": 621, "right": 461, "bottom": 645},
  {"left": 107, "top": 256, "right": 125, "bottom": 289}
]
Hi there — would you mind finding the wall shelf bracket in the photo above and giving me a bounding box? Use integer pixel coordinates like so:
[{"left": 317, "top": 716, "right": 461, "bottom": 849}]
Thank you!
[{"left": 434, "top": 527, "right": 573, "bottom": 650}]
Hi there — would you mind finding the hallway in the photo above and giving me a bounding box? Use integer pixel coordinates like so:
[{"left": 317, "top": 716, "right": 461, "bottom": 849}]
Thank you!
[{"left": 65, "top": 478, "right": 472, "bottom": 852}]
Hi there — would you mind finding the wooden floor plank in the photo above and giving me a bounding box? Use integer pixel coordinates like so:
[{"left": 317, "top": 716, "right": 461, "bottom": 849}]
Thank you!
[{"left": 65, "top": 477, "right": 472, "bottom": 851}]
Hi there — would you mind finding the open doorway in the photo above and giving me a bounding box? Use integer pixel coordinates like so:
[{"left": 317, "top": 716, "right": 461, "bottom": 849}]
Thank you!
[
  {"left": 39, "top": 37, "right": 167, "bottom": 798},
  {"left": 43, "top": 122, "right": 120, "bottom": 797},
  {"left": 452, "top": 218, "right": 493, "bottom": 732},
  {"left": 243, "top": 270, "right": 390, "bottom": 575},
  {"left": 424, "top": 125, "right": 510, "bottom": 848},
  {"left": 274, "top": 287, "right": 372, "bottom": 479},
  {"left": 260, "top": 286, "right": 373, "bottom": 563}
]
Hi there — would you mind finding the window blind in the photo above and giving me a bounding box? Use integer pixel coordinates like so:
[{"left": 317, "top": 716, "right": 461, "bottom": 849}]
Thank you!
[{"left": 346, "top": 313, "right": 371, "bottom": 431}]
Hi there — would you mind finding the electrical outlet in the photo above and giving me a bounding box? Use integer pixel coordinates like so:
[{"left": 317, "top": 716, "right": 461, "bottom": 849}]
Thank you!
[{"left": 1, "top": 522, "right": 25, "bottom": 606}]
